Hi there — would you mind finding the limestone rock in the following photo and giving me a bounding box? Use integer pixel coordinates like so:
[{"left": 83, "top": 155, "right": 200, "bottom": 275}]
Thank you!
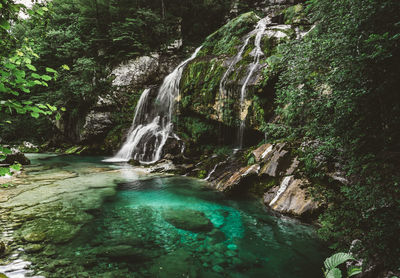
[
  {"left": 162, "top": 209, "right": 213, "bottom": 232},
  {"left": 252, "top": 143, "right": 273, "bottom": 162},
  {"left": 259, "top": 143, "right": 290, "bottom": 177},
  {"left": 111, "top": 55, "right": 160, "bottom": 88},
  {"left": 80, "top": 111, "right": 113, "bottom": 142},
  {"left": 264, "top": 177, "right": 319, "bottom": 216},
  {"left": 215, "top": 164, "right": 260, "bottom": 192}
]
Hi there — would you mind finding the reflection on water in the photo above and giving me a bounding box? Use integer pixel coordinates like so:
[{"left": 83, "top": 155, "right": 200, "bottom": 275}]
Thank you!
[{"left": 0, "top": 155, "right": 327, "bottom": 278}]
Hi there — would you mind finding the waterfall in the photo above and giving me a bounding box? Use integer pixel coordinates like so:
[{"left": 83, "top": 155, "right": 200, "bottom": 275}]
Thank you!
[
  {"left": 217, "top": 17, "right": 270, "bottom": 148},
  {"left": 104, "top": 46, "right": 202, "bottom": 164},
  {"left": 237, "top": 17, "right": 269, "bottom": 148}
]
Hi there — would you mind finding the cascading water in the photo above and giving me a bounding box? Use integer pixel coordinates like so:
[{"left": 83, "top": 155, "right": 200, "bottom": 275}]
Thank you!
[
  {"left": 237, "top": 17, "right": 269, "bottom": 148},
  {"left": 105, "top": 46, "right": 202, "bottom": 163},
  {"left": 217, "top": 17, "right": 270, "bottom": 148}
]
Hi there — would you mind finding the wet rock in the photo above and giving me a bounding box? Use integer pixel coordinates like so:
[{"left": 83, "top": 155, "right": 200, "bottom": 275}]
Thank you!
[
  {"left": 21, "top": 229, "right": 46, "bottom": 243},
  {"left": 162, "top": 136, "right": 184, "bottom": 157},
  {"left": 259, "top": 143, "right": 290, "bottom": 177},
  {"left": 215, "top": 164, "right": 260, "bottom": 192},
  {"left": 20, "top": 217, "right": 82, "bottom": 244},
  {"left": 162, "top": 209, "right": 213, "bottom": 232},
  {"left": 80, "top": 111, "right": 113, "bottom": 142},
  {"left": 252, "top": 143, "right": 273, "bottom": 163},
  {"left": 208, "top": 229, "right": 226, "bottom": 244},
  {"left": 25, "top": 244, "right": 44, "bottom": 253},
  {"left": 93, "top": 245, "right": 147, "bottom": 260},
  {"left": 264, "top": 177, "right": 320, "bottom": 216},
  {"left": 2, "top": 149, "right": 30, "bottom": 165}
]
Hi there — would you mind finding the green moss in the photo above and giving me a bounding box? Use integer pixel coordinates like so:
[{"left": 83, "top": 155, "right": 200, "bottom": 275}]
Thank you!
[
  {"left": 283, "top": 4, "right": 307, "bottom": 25},
  {"left": 202, "top": 12, "right": 260, "bottom": 56},
  {"left": 65, "top": 146, "right": 81, "bottom": 154}
]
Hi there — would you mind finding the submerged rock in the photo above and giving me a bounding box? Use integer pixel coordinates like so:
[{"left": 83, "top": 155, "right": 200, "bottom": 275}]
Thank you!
[
  {"left": 149, "top": 249, "right": 198, "bottom": 278},
  {"left": 162, "top": 209, "right": 213, "bottom": 232}
]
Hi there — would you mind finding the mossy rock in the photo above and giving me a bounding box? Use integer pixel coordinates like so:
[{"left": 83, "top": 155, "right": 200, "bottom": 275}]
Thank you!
[{"left": 202, "top": 12, "right": 260, "bottom": 56}]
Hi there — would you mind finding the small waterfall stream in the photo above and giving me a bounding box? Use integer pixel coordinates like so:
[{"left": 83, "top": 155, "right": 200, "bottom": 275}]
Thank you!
[
  {"left": 237, "top": 17, "right": 269, "bottom": 148},
  {"left": 105, "top": 46, "right": 202, "bottom": 163},
  {"left": 217, "top": 17, "right": 270, "bottom": 149}
]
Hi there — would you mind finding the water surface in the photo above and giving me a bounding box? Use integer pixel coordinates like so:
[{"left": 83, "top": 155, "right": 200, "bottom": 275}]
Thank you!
[{"left": 1, "top": 155, "right": 327, "bottom": 277}]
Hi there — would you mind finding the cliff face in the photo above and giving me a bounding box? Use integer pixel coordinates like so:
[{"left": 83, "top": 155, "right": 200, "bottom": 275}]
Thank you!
[{"left": 97, "top": 2, "right": 317, "bottom": 218}]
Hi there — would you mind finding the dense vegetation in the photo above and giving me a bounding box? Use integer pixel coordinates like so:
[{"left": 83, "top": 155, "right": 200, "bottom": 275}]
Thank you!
[
  {"left": 1, "top": 0, "right": 399, "bottom": 274},
  {"left": 1, "top": 0, "right": 246, "bottom": 143},
  {"left": 270, "top": 0, "right": 400, "bottom": 270}
]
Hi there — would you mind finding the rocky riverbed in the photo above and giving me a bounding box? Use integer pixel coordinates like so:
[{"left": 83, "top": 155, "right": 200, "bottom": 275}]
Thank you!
[{"left": 0, "top": 154, "right": 328, "bottom": 277}]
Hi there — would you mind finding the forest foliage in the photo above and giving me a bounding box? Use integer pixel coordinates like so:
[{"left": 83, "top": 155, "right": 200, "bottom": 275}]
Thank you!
[{"left": 269, "top": 0, "right": 400, "bottom": 270}]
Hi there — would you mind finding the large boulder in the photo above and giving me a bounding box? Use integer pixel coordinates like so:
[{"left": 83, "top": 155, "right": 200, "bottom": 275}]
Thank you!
[
  {"left": 263, "top": 176, "right": 320, "bottom": 216},
  {"left": 80, "top": 111, "right": 113, "bottom": 142},
  {"left": 111, "top": 55, "right": 160, "bottom": 88}
]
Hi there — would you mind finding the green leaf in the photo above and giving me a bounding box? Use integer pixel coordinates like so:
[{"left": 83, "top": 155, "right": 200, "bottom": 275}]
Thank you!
[
  {"left": 26, "top": 64, "right": 37, "bottom": 71},
  {"left": 5, "top": 63, "right": 16, "bottom": 70},
  {"left": 324, "top": 253, "right": 356, "bottom": 270},
  {"left": 31, "top": 73, "right": 41, "bottom": 79},
  {"left": 46, "top": 104, "right": 57, "bottom": 111},
  {"left": 55, "top": 112, "right": 61, "bottom": 121},
  {"left": 10, "top": 164, "right": 21, "bottom": 171},
  {"left": 347, "top": 266, "right": 362, "bottom": 277},
  {"left": 41, "top": 75, "right": 52, "bottom": 81},
  {"left": 0, "top": 147, "right": 12, "bottom": 155},
  {"left": 46, "top": 67, "right": 57, "bottom": 74},
  {"left": 31, "top": 112, "right": 40, "bottom": 118},
  {"left": 61, "top": 64, "right": 70, "bottom": 71},
  {"left": 0, "top": 18, "right": 11, "bottom": 30},
  {"left": 36, "top": 8, "right": 44, "bottom": 16},
  {"left": 0, "top": 167, "right": 11, "bottom": 177},
  {"left": 326, "top": 268, "right": 342, "bottom": 278}
]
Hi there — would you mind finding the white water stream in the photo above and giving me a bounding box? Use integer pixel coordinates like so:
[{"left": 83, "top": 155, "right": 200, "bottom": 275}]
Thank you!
[
  {"left": 217, "top": 17, "right": 270, "bottom": 148},
  {"left": 237, "top": 17, "right": 269, "bottom": 148},
  {"left": 105, "top": 46, "right": 202, "bottom": 163}
]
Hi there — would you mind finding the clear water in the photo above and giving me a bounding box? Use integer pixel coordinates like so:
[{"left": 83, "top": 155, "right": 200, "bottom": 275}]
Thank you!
[{"left": 3, "top": 155, "right": 328, "bottom": 277}]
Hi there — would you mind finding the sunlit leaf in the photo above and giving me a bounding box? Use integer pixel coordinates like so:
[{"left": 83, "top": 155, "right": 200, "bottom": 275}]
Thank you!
[{"left": 26, "top": 64, "right": 37, "bottom": 71}]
